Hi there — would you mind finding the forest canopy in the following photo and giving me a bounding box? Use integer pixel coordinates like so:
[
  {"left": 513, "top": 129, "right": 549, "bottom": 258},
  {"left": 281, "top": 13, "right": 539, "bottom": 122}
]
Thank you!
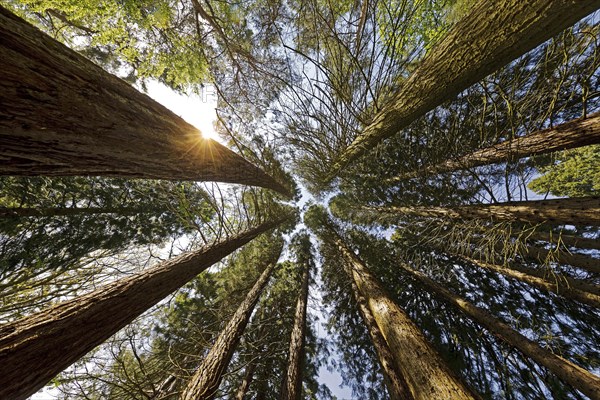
[{"left": 1, "top": 1, "right": 600, "bottom": 399}]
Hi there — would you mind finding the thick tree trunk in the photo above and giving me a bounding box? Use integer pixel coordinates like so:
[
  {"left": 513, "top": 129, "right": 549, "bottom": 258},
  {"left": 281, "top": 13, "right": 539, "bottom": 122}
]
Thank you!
[
  {"left": 330, "top": 230, "right": 476, "bottom": 399},
  {"left": 366, "top": 197, "right": 600, "bottom": 226},
  {"left": 281, "top": 263, "right": 310, "bottom": 400},
  {"left": 181, "top": 261, "right": 278, "bottom": 400},
  {"left": 347, "top": 269, "right": 413, "bottom": 400},
  {"left": 234, "top": 360, "right": 257, "bottom": 400},
  {"left": 0, "top": 206, "right": 144, "bottom": 218},
  {"left": 390, "top": 112, "right": 600, "bottom": 181},
  {"left": 0, "top": 7, "right": 290, "bottom": 197},
  {"left": 521, "top": 230, "right": 600, "bottom": 251},
  {"left": 398, "top": 263, "right": 600, "bottom": 400},
  {"left": 330, "top": 0, "right": 600, "bottom": 175},
  {"left": 0, "top": 217, "right": 286, "bottom": 400},
  {"left": 458, "top": 254, "right": 600, "bottom": 309},
  {"left": 523, "top": 245, "right": 600, "bottom": 275}
]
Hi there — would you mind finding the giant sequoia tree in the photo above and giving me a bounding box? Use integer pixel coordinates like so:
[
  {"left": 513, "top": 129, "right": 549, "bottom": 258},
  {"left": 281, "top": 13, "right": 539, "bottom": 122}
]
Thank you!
[{"left": 2, "top": 0, "right": 600, "bottom": 399}]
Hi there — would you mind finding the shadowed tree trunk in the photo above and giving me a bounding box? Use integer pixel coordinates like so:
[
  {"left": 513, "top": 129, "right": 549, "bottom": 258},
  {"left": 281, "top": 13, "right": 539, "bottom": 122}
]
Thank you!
[
  {"left": 389, "top": 112, "right": 600, "bottom": 181},
  {"left": 348, "top": 270, "right": 413, "bottom": 400},
  {"left": 398, "top": 262, "right": 600, "bottom": 400},
  {"left": 363, "top": 197, "right": 600, "bottom": 226},
  {"left": 181, "top": 259, "right": 280, "bottom": 400},
  {"left": 0, "top": 216, "right": 288, "bottom": 400},
  {"left": 281, "top": 262, "right": 310, "bottom": 400},
  {"left": 330, "top": 0, "right": 600, "bottom": 176},
  {"left": 0, "top": 7, "right": 290, "bottom": 197},
  {"left": 457, "top": 254, "right": 600, "bottom": 309},
  {"left": 234, "top": 360, "right": 258, "bottom": 400},
  {"left": 326, "top": 226, "right": 475, "bottom": 399}
]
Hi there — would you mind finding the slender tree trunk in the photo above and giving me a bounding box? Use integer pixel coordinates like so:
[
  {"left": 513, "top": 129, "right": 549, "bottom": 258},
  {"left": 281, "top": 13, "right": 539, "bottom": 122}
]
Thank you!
[
  {"left": 181, "top": 261, "right": 278, "bottom": 400},
  {"left": 281, "top": 262, "right": 310, "bottom": 400},
  {"left": 234, "top": 360, "right": 257, "bottom": 400},
  {"left": 0, "top": 206, "right": 145, "bottom": 218},
  {"left": 457, "top": 254, "right": 600, "bottom": 309},
  {"left": 523, "top": 245, "right": 600, "bottom": 275},
  {"left": 0, "top": 7, "right": 290, "bottom": 197},
  {"left": 520, "top": 230, "right": 600, "bottom": 251},
  {"left": 398, "top": 263, "right": 600, "bottom": 400},
  {"left": 347, "top": 268, "right": 413, "bottom": 400},
  {"left": 365, "top": 197, "right": 600, "bottom": 226},
  {"left": 330, "top": 0, "right": 600, "bottom": 176},
  {"left": 0, "top": 217, "right": 287, "bottom": 400},
  {"left": 329, "top": 229, "right": 476, "bottom": 399},
  {"left": 389, "top": 112, "right": 600, "bottom": 181}
]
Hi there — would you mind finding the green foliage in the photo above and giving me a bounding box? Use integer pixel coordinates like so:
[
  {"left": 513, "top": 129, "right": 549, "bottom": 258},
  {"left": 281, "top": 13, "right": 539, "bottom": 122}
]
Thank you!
[{"left": 529, "top": 145, "right": 600, "bottom": 197}]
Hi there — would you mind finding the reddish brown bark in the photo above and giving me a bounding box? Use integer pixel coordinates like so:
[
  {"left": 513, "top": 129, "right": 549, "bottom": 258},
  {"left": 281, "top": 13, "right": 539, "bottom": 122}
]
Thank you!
[
  {"left": 181, "top": 261, "right": 278, "bottom": 400},
  {"left": 366, "top": 197, "right": 600, "bottom": 226},
  {"left": 331, "top": 0, "right": 600, "bottom": 176},
  {"left": 0, "top": 7, "right": 290, "bottom": 197},
  {"left": 399, "top": 263, "right": 600, "bottom": 400},
  {"left": 281, "top": 262, "right": 310, "bottom": 400},
  {"left": 328, "top": 228, "right": 475, "bottom": 400},
  {"left": 390, "top": 112, "right": 600, "bottom": 181},
  {"left": 234, "top": 361, "right": 257, "bottom": 400},
  {"left": 523, "top": 245, "right": 600, "bottom": 275},
  {"left": 0, "top": 217, "right": 287, "bottom": 400}
]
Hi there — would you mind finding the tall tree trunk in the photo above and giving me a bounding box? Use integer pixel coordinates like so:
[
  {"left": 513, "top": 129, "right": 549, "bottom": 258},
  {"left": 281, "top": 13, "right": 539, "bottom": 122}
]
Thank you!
[
  {"left": 328, "top": 228, "right": 476, "bottom": 399},
  {"left": 398, "top": 263, "right": 600, "bottom": 400},
  {"left": 0, "top": 206, "right": 145, "bottom": 218},
  {"left": 330, "top": 0, "right": 600, "bottom": 176},
  {"left": 347, "top": 269, "right": 413, "bottom": 400},
  {"left": 522, "top": 245, "right": 600, "bottom": 275},
  {"left": 0, "top": 7, "right": 290, "bottom": 197},
  {"left": 234, "top": 360, "right": 257, "bottom": 400},
  {"left": 389, "top": 112, "right": 600, "bottom": 181},
  {"left": 281, "top": 262, "right": 310, "bottom": 400},
  {"left": 520, "top": 230, "right": 600, "bottom": 251},
  {"left": 0, "top": 217, "right": 287, "bottom": 400},
  {"left": 181, "top": 261, "right": 278, "bottom": 400},
  {"left": 364, "top": 197, "right": 600, "bottom": 226},
  {"left": 457, "top": 254, "right": 600, "bottom": 309}
]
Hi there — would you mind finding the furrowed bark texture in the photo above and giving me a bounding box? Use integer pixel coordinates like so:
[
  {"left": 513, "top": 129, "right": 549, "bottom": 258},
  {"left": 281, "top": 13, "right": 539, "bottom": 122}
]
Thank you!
[
  {"left": 0, "top": 217, "right": 286, "bottom": 400},
  {"left": 330, "top": 230, "right": 476, "bottom": 400},
  {"left": 347, "top": 269, "right": 413, "bottom": 400},
  {"left": 399, "top": 264, "right": 600, "bottom": 400},
  {"left": 331, "top": 0, "right": 600, "bottom": 175},
  {"left": 458, "top": 255, "right": 600, "bottom": 309},
  {"left": 367, "top": 197, "right": 600, "bottom": 226},
  {"left": 281, "top": 262, "right": 310, "bottom": 400},
  {"left": 391, "top": 112, "right": 600, "bottom": 181},
  {"left": 182, "top": 262, "right": 277, "bottom": 400},
  {"left": 0, "top": 7, "right": 290, "bottom": 197}
]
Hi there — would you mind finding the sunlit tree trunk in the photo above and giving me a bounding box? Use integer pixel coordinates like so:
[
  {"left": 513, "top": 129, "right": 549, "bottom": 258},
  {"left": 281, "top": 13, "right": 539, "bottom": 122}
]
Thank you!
[
  {"left": 328, "top": 228, "right": 475, "bottom": 399},
  {"left": 0, "top": 217, "right": 287, "bottom": 400},
  {"left": 181, "top": 261, "right": 278, "bottom": 400},
  {"left": 234, "top": 360, "right": 257, "bottom": 400},
  {"left": 0, "top": 7, "right": 290, "bottom": 197},
  {"left": 347, "top": 270, "right": 413, "bottom": 400},
  {"left": 521, "top": 230, "right": 600, "bottom": 251},
  {"left": 389, "top": 112, "right": 600, "bottom": 181},
  {"left": 457, "top": 254, "right": 600, "bottom": 309},
  {"left": 364, "top": 197, "right": 600, "bottom": 226},
  {"left": 330, "top": 0, "right": 600, "bottom": 176},
  {"left": 398, "top": 262, "right": 600, "bottom": 399},
  {"left": 281, "top": 263, "right": 310, "bottom": 400}
]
